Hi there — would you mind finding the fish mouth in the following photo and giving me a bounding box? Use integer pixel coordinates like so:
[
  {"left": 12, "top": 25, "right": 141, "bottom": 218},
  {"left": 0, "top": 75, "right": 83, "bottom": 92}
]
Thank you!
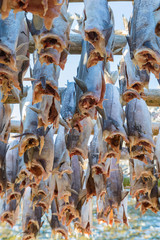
[
  {"left": 92, "top": 164, "right": 104, "bottom": 175},
  {"left": 28, "top": 162, "right": 44, "bottom": 178},
  {"left": 134, "top": 48, "right": 160, "bottom": 78},
  {"left": 53, "top": 228, "right": 68, "bottom": 240},
  {"left": 19, "top": 134, "right": 39, "bottom": 156},
  {"left": 70, "top": 148, "right": 87, "bottom": 160},
  {"left": 1, "top": 211, "right": 14, "bottom": 227},
  {"left": 87, "top": 51, "right": 104, "bottom": 68},
  {"left": 123, "top": 89, "right": 141, "bottom": 103},
  {"left": 39, "top": 34, "right": 66, "bottom": 52},
  {"left": 155, "top": 22, "right": 160, "bottom": 37},
  {"left": 39, "top": 48, "right": 60, "bottom": 65},
  {"left": 103, "top": 132, "right": 128, "bottom": 152},
  {"left": 130, "top": 137, "right": 155, "bottom": 151},
  {"left": 36, "top": 201, "right": 49, "bottom": 212},
  {"left": 85, "top": 30, "right": 100, "bottom": 44},
  {"left": 60, "top": 204, "right": 79, "bottom": 224},
  {"left": 7, "top": 192, "right": 21, "bottom": 204},
  {"left": 37, "top": 97, "right": 59, "bottom": 129},
  {"left": 0, "top": 64, "right": 19, "bottom": 89},
  {"left": 16, "top": 0, "right": 28, "bottom": 9},
  {"left": 22, "top": 233, "right": 35, "bottom": 240},
  {"left": 79, "top": 92, "right": 99, "bottom": 110},
  {"left": 32, "top": 81, "right": 60, "bottom": 104},
  {"left": 0, "top": 45, "right": 17, "bottom": 71},
  {"left": 74, "top": 221, "right": 91, "bottom": 236}
]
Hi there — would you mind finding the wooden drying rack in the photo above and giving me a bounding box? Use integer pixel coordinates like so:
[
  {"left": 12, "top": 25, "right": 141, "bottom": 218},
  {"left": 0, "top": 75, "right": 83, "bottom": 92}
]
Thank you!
[{"left": 4, "top": 0, "right": 160, "bottom": 135}]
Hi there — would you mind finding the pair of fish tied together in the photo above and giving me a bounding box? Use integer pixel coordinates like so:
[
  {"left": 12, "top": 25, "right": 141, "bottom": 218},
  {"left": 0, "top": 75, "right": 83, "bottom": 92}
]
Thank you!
[{"left": 0, "top": 0, "right": 160, "bottom": 239}]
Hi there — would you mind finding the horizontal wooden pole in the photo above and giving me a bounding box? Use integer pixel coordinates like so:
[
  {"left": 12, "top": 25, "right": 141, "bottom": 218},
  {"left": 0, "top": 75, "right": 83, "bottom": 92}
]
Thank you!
[
  {"left": 4, "top": 88, "right": 160, "bottom": 107},
  {"left": 11, "top": 119, "right": 160, "bottom": 137},
  {"left": 143, "top": 89, "right": 160, "bottom": 107},
  {"left": 29, "top": 33, "right": 127, "bottom": 55}
]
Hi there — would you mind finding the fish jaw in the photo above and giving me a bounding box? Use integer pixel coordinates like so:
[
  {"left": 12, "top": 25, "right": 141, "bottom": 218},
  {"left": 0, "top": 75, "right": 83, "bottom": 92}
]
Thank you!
[
  {"left": 38, "top": 33, "right": 66, "bottom": 53},
  {"left": 1, "top": 211, "right": 15, "bottom": 227},
  {"left": 0, "top": 64, "right": 20, "bottom": 90},
  {"left": 134, "top": 48, "right": 160, "bottom": 79},
  {"left": 0, "top": 44, "right": 17, "bottom": 71},
  {"left": 123, "top": 89, "right": 141, "bottom": 103},
  {"left": 19, "top": 134, "right": 39, "bottom": 157},
  {"left": 7, "top": 191, "right": 21, "bottom": 204},
  {"left": 79, "top": 92, "right": 100, "bottom": 111},
  {"left": 39, "top": 48, "right": 61, "bottom": 66},
  {"left": 32, "top": 81, "right": 59, "bottom": 104}
]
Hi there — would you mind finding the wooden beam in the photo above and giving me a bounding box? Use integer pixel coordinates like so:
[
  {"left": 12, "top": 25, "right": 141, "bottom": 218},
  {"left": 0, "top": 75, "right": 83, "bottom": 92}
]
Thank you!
[
  {"left": 10, "top": 119, "right": 160, "bottom": 136},
  {"left": 143, "top": 89, "right": 160, "bottom": 107},
  {"left": 29, "top": 33, "right": 127, "bottom": 55},
  {"left": 4, "top": 88, "right": 160, "bottom": 106}
]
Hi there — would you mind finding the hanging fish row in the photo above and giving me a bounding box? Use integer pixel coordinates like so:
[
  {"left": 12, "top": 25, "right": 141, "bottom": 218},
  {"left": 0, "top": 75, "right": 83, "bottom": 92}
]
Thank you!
[{"left": 0, "top": 0, "right": 160, "bottom": 239}]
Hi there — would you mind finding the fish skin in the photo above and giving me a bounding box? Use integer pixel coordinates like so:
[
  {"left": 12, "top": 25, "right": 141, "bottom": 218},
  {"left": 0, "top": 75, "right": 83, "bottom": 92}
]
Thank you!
[
  {"left": 61, "top": 81, "right": 76, "bottom": 128},
  {"left": 0, "top": 10, "right": 24, "bottom": 71},
  {"left": 130, "top": 158, "right": 159, "bottom": 213},
  {"left": 120, "top": 47, "right": 150, "bottom": 103},
  {"left": 105, "top": 158, "right": 123, "bottom": 210},
  {"left": 102, "top": 83, "right": 128, "bottom": 153},
  {"left": 83, "top": 0, "right": 113, "bottom": 60},
  {"left": 16, "top": 18, "right": 30, "bottom": 93},
  {"left": 66, "top": 117, "right": 93, "bottom": 159},
  {"left": 5, "top": 140, "right": 25, "bottom": 204},
  {"left": 19, "top": 87, "right": 42, "bottom": 157},
  {"left": 0, "top": 92, "right": 11, "bottom": 143},
  {"left": 126, "top": 98, "right": 155, "bottom": 156},
  {"left": 0, "top": 141, "right": 7, "bottom": 197},
  {"left": 0, "top": 197, "right": 19, "bottom": 227},
  {"left": 50, "top": 199, "right": 68, "bottom": 239},
  {"left": 22, "top": 187, "right": 42, "bottom": 240},
  {"left": 24, "top": 126, "right": 54, "bottom": 183},
  {"left": 129, "top": 0, "right": 160, "bottom": 78},
  {"left": 51, "top": 125, "right": 72, "bottom": 205},
  {"left": 74, "top": 198, "right": 92, "bottom": 236},
  {"left": 32, "top": 59, "right": 60, "bottom": 104},
  {"left": 1, "top": 0, "right": 64, "bottom": 31},
  {"left": 76, "top": 40, "right": 106, "bottom": 113}
]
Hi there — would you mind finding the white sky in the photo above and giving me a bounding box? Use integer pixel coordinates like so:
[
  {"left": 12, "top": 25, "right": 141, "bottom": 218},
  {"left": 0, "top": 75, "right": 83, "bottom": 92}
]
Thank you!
[{"left": 12, "top": 1, "right": 159, "bottom": 121}]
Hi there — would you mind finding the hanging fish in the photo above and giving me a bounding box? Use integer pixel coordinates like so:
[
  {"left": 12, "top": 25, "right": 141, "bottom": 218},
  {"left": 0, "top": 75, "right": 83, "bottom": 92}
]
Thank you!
[
  {"left": 83, "top": 0, "right": 113, "bottom": 62},
  {"left": 126, "top": 98, "right": 155, "bottom": 159},
  {"left": 22, "top": 187, "right": 43, "bottom": 240},
  {"left": 119, "top": 47, "right": 150, "bottom": 103},
  {"left": 27, "top": 0, "right": 72, "bottom": 69},
  {"left": 1, "top": 0, "right": 64, "bottom": 30},
  {"left": 102, "top": 83, "right": 128, "bottom": 153},
  {"left": 128, "top": 0, "right": 160, "bottom": 78}
]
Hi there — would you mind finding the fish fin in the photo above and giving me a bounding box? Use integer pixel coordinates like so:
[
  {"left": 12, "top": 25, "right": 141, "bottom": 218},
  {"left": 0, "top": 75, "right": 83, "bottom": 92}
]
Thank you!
[
  {"left": 16, "top": 55, "right": 29, "bottom": 61},
  {"left": 96, "top": 106, "right": 106, "bottom": 119},
  {"left": 78, "top": 189, "right": 87, "bottom": 202},
  {"left": 59, "top": 118, "right": 70, "bottom": 130},
  {"left": 39, "top": 136, "right": 44, "bottom": 155},
  {"left": 33, "top": 14, "right": 44, "bottom": 30},
  {"left": 29, "top": 106, "right": 41, "bottom": 114},
  {"left": 122, "top": 15, "right": 129, "bottom": 33},
  {"left": 121, "top": 190, "right": 129, "bottom": 201},
  {"left": 110, "top": 71, "right": 118, "bottom": 84},
  {"left": 66, "top": 187, "right": 78, "bottom": 195},
  {"left": 74, "top": 77, "right": 87, "bottom": 93},
  {"left": 9, "top": 143, "right": 20, "bottom": 150},
  {"left": 109, "top": 208, "right": 113, "bottom": 226},
  {"left": 16, "top": 42, "right": 29, "bottom": 53}
]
